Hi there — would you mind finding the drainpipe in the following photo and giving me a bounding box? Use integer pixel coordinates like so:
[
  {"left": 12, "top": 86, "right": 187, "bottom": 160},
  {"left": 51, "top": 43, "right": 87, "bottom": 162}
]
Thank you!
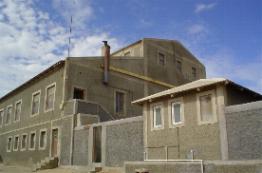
[{"left": 102, "top": 41, "right": 110, "bottom": 85}]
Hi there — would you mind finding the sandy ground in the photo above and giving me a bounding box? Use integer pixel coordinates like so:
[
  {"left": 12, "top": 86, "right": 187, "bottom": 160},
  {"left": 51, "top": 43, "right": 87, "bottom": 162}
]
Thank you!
[
  {"left": 0, "top": 164, "right": 123, "bottom": 173},
  {"left": 0, "top": 165, "right": 89, "bottom": 173}
]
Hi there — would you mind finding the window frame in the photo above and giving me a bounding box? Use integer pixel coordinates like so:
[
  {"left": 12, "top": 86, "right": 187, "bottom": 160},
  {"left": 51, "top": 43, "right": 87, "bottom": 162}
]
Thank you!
[
  {"left": 31, "top": 90, "right": 41, "bottom": 117},
  {"left": 44, "top": 83, "right": 56, "bottom": 112},
  {"left": 5, "top": 105, "right": 12, "bottom": 125},
  {"left": 7, "top": 136, "right": 12, "bottom": 152},
  {"left": 0, "top": 108, "right": 4, "bottom": 128},
  {"left": 150, "top": 102, "right": 164, "bottom": 130},
  {"left": 176, "top": 60, "right": 182, "bottom": 72},
  {"left": 196, "top": 90, "right": 217, "bottom": 125},
  {"left": 29, "top": 131, "right": 36, "bottom": 151},
  {"left": 13, "top": 135, "right": 20, "bottom": 151},
  {"left": 192, "top": 67, "right": 197, "bottom": 79},
  {"left": 39, "top": 129, "right": 47, "bottom": 150},
  {"left": 114, "top": 89, "right": 126, "bottom": 116},
  {"left": 14, "top": 99, "right": 22, "bottom": 122},
  {"left": 158, "top": 52, "right": 166, "bottom": 66},
  {"left": 168, "top": 97, "right": 184, "bottom": 128},
  {"left": 20, "top": 133, "right": 28, "bottom": 151}
]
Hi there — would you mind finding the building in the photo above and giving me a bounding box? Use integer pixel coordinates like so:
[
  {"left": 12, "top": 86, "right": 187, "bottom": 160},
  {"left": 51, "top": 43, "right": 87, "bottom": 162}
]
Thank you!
[
  {"left": 0, "top": 38, "right": 206, "bottom": 167},
  {"left": 132, "top": 78, "right": 262, "bottom": 161}
]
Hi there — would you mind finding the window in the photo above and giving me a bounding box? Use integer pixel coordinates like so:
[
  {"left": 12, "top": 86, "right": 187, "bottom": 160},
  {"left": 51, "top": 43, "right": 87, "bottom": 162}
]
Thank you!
[
  {"left": 39, "top": 130, "right": 47, "bottom": 150},
  {"left": 7, "top": 137, "right": 12, "bottom": 152},
  {"left": 197, "top": 90, "right": 217, "bottom": 124},
  {"left": 192, "top": 67, "right": 197, "bottom": 79},
  {"left": 176, "top": 60, "right": 182, "bottom": 72},
  {"left": 0, "top": 109, "right": 4, "bottom": 127},
  {"left": 5, "top": 105, "right": 12, "bottom": 125},
  {"left": 73, "top": 87, "right": 85, "bottom": 100},
  {"left": 31, "top": 91, "right": 41, "bottom": 116},
  {"left": 13, "top": 136, "right": 19, "bottom": 151},
  {"left": 158, "top": 53, "right": 166, "bottom": 66},
  {"left": 152, "top": 104, "right": 163, "bottom": 129},
  {"left": 29, "top": 132, "right": 36, "bottom": 150},
  {"left": 170, "top": 98, "right": 184, "bottom": 126},
  {"left": 45, "top": 83, "right": 56, "bottom": 111},
  {"left": 21, "top": 134, "right": 27, "bottom": 151},
  {"left": 14, "top": 100, "right": 22, "bottom": 122},
  {"left": 115, "top": 91, "right": 125, "bottom": 114}
]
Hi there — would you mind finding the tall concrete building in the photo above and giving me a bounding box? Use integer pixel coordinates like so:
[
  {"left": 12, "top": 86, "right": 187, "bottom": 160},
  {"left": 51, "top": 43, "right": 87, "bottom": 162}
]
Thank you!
[{"left": 0, "top": 38, "right": 205, "bottom": 167}]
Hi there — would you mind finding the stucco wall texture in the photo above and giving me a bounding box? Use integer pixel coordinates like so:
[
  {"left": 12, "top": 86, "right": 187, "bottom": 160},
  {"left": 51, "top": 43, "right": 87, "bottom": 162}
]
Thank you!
[
  {"left": 145, "top": 88, "right": 221, "bottom": 161},
  {"left": 225, "top": 101, "right": 262, "bottom": 160},
  {"left": 125, "top": 160, "right": 262, "bottom": 173},
  {"left": 105, "top": 120, "right": 144, "bottom": 167},
  {"left": 72, "top": 128, "right": 89, "bottom": 165}
]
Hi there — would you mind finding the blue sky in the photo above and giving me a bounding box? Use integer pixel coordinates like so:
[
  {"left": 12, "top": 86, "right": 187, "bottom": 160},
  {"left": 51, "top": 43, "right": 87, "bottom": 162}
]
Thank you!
[{"left": 0, "top": 0, "right": 261, "bottom": 97}]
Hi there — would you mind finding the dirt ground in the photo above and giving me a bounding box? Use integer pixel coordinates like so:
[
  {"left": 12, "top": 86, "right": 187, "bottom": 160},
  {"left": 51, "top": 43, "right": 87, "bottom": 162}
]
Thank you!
[
  {"left": 0, "top": 164, "right": 123, "bottom": 173},
  {"left": 0, "top": 164, "right": 77, "bottom": 173}
]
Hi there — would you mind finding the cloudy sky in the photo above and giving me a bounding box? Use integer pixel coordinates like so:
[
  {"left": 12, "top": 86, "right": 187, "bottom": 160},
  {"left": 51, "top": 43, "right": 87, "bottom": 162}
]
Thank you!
[{"left": 0, "top": 0, "right": 261, "bottom": 97}]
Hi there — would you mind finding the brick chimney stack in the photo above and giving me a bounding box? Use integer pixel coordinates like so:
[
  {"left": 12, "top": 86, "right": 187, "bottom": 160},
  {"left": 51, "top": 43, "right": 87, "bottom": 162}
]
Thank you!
[{"left": 102, "top": 41, "right": 110, "bottom": 85}]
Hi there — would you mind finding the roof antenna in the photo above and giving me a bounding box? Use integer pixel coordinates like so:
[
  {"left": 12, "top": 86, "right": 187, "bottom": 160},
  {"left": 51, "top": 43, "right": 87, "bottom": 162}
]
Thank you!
[{"left": 67, "top": 0, "right": 77, "bottom": 57}]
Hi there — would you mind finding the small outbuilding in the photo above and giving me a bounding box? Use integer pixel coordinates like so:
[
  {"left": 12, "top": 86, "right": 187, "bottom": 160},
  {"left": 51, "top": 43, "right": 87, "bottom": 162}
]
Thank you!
[{"left": 132, "top": 78, "right": 262, "bottom": 161}]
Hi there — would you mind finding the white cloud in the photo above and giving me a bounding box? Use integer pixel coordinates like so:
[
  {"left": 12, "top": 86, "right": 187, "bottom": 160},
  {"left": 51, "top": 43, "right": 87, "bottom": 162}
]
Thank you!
[
  {"left": 52, "top": 0, "right": 93, "bottom": 28},
  {"left": 201, "top": 49, "right": 262, "bottom": 94},
  {"left": 195, "top": 3, "right": 217, "bottom": 13},
  {"left": 187, "top": 24, "right": 207, "bottom": 35},
  {"left": 70, "top": 33, "right": 121, "bottom": 56},
  {"left": 0, "top": 0, "right": 122, "bottom": 97}
]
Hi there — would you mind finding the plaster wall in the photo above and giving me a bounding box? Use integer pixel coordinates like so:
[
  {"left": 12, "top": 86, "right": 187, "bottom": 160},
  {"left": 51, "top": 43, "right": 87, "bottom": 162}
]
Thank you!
[
  {"left": 225, "top": 101, "right": 262, "bottom": 160},
  {"left": 145, "top": 87, "right": 222, "bottom": 160}
]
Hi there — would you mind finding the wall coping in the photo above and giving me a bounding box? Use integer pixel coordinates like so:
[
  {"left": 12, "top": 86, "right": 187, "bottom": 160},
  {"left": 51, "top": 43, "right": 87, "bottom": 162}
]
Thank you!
[
  {"left": 91, "top": 116, "right": 143, "bottom": 127},
  {"left": 225, "top": 100, "right": 262, "bottom": 114}
]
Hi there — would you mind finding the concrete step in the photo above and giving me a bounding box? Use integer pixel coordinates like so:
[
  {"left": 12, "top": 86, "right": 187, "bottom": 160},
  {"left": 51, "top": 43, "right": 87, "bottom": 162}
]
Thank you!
[{"left": 32, "top": 157, "right": 59, "bottom": 172}]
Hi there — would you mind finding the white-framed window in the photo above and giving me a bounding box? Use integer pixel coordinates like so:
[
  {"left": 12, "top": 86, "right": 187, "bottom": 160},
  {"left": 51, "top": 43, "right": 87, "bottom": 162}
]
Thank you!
[
  {"left": 0, "top": 108, "right": 4, "bottom": 127},
  {"left": 5, "top": 105, "right": 12, "bottom": 125},
  {"left": 197, "top": 90, "right": 217, "bottom": 125},
  {"left": 13, "top": 135, "right": 19, "bottom": 151},
  {"left": 31, "top": 90, "right": 41, "bottom": 116},
  {"left": 39, "top": 129, "right": 47, "bottom": 150},
  {"left": 21, "top": 134, "right": 27, "bottom": 151},
  {"left": 151, "top": 103, "right": 164, "bottom": 130},
  {"left": 44, "top": 83, "right": 56, "bottom": 112},
  {"left": 115, "top": 90, "right": 126, "bottom": 115},
  {"left": 29, "top": 131, "right": 36, "bottom": 150},
  {"left": 158, "top": 52, "right": 166, "bottom": 66},
  {"left": 168, "top": 97, "right": 184, "bottom": 127},
  {"left": 7, "top": 136, "right": 12, "bottom": 152},
  {"left": 14, "top": 100, "right": 22, "bottom": 122}
]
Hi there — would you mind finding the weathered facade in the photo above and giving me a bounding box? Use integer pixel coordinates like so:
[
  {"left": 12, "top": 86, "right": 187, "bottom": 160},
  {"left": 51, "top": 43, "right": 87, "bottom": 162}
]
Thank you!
[
  {"left": 0, "top": 38, "right": 206, "bottom": 167},
  {"left": 132, "top": 78, "right": 262, "bottom": 161}
]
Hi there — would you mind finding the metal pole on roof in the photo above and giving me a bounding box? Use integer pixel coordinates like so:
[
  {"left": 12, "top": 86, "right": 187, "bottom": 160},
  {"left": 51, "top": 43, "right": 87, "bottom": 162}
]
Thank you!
[{"left": 67, "top": 0, "right": 77, "bottom": 57}]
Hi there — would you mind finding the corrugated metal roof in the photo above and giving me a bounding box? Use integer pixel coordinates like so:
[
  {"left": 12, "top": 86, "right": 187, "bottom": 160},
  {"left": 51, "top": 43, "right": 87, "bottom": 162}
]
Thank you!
[{"left": 132, "top": 78, "right": 228, "bottom": 104}]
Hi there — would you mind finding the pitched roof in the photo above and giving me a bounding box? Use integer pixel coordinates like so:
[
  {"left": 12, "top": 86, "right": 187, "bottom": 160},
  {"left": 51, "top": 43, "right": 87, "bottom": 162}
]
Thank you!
[
  {"left": 132, "top": 78, "right": 261, "bottom": 104},
  {"left": 0, "top": 60, "right": 65, "bottom": 102}
]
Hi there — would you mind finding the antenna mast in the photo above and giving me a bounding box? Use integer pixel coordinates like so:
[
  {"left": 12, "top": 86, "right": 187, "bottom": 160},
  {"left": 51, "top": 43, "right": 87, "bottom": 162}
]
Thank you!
[
  {"left": 68, "top": 0, "right": 77, "bottom": 57},
  {"left": 68, "top": 15, "right": 73, "bottom": 57}
]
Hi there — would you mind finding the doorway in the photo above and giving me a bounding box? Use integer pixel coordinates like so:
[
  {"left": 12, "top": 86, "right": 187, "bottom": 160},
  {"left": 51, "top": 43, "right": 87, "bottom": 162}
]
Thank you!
[
  {"left": 51, "top": 128, "right": 59, "bottom": 157},
  {"left": 92, "top": 126, "right": 102, "bottom": 163}
]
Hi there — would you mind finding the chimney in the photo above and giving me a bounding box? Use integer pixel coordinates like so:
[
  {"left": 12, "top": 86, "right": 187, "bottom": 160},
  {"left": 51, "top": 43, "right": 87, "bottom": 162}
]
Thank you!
[{"left": 102, "top": 41, "right": 110, "bottom": 84}]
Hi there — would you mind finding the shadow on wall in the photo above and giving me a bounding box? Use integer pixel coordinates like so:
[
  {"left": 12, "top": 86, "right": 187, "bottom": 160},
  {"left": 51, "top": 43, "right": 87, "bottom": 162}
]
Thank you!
[{"left": 0, "top": 155, "right": 3, "bottom": 163}]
